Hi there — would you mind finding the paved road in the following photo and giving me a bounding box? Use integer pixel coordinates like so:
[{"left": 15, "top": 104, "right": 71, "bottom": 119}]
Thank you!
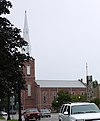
[
  {"left": 41, "top": 113, "right": 59, "bottom": 121},
  {"left": 3, "top": 113, "right": 59, "bottom": 121}
]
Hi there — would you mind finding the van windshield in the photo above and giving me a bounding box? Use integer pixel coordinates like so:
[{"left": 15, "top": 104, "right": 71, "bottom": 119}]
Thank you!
[{"left": 71, "top": 104, "right": 100, "bottom": 114}]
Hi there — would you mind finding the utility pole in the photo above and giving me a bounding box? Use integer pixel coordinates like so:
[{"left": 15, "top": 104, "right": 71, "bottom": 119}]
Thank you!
[
  {"left": 86, "top": 62, "right": 88, "bottom": 81},
  {"left": 18, "top": 65, "right": 22, "bottom": 121},
  {"left": 7, "top": 82, "right": 11, "bottom": 120},
  {"left": 18, "top": 78, "right": 22, "bottom": 121},
  {"left": 86, "top": 63, "right": 88, "bottom": 101}
]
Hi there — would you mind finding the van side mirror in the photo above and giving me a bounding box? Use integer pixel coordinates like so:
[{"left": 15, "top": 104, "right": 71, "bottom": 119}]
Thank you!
[{"left": 64, "top": 111, "right": 68, "bottom": 115}]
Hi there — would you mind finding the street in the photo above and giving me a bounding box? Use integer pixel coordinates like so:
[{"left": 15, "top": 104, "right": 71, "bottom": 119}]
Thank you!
[
  {"left": 40, "top": 113, "right": 58, "bottom": 121},
  {"left": 4, "top": 113, "right": 59, "bottom": 121}
]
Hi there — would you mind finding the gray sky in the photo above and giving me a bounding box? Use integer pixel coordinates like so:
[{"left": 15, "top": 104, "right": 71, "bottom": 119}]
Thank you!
[{"left": 7, "top": 0, "right": 100, "bottom": 82}]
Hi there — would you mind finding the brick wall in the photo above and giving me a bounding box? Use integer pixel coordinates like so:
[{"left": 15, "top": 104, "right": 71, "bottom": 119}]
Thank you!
[
  {"left": 21, "top": 58, "right": 38, "bottom": 109},
  {"left": 21, "top": 59, "right": 86, "bottom": 110}
]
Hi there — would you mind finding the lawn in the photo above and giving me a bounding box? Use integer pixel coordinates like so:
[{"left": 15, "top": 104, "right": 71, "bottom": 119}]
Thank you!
[{"left": 0, "top": 116, "right": 5, "bottom": 119}]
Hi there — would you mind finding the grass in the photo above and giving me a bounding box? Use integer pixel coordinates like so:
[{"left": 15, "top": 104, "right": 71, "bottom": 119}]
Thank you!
[
  {"left": 0, "top": 116, "right": 18, "bottom": 121},
  {"left": 0, "top": 116, "right": 5, "bottom": 119},
  {"left": 7, "top": 120, "right": 18, "bottom": 121}
]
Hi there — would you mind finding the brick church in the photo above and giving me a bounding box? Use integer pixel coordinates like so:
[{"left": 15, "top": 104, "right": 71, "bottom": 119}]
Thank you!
[{"left": 21, "top": 12, "right": 86, "bottom": 110}]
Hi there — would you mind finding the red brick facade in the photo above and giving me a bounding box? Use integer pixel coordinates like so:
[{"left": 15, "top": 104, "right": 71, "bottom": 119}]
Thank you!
[
  {"left": 21, "top": 59, "right": 86, "bottom": 110},
  {"left": 21, "top": 58, "right": 39, "bottom": 109},
  {"left": 37, "top": 87, "right": 86, "bottom": 110}
]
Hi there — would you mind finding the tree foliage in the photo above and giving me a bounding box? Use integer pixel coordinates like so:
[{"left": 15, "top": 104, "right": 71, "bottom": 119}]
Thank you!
[
  {"left": 52, "top": 90, "right": 71, "bottom": 112},
  {"left": 52, "top": 90, "right": 87, "bottom": 112},
  {"left": 71, "top": 94, "right": 87, "bottom": 102},
  {"left": 91, "top": 98, "right": 100, "bottom": 108},
  {"left": 0, "top": 0, "right": 29, "bottom": 99},
  {"left": 92, "top": 80, "right": 98, "bottom": 88}
]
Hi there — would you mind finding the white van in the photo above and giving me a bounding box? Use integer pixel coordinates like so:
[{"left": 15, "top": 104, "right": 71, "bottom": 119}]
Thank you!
[{"left": 59, "top": 102, "right": 100, "bottom": 121}]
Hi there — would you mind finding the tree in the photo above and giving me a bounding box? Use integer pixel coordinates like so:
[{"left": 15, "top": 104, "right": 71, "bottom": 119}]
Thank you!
[
  {"left": 71, "top": 94, "right": 87, "bottom": 102},
  {"left": 92, "top": 80, "right": 98, "bottom": 88},
  {"left": 91, "top": 98, "right": 100, "bottom": 108},
  {"left": 52, "top": 90, "right": 87, "bottom": 112},
  {"left": 0, "top": 0, "right": 30, "bottom": 114},
  {"left": 0, "top": 0, "right": 29, "bottom": 95},
  {"left": 52, "top": 90, "right": 71, "bottom": 112}
]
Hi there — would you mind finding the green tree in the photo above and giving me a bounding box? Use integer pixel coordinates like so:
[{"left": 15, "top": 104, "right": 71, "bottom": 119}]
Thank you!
[
  {"left": 52, "top": 90, "right": 71, "bottom": 112},
  {"left": 71, "top": 94, "right": 87, "bottom": 102},
  {"left": 0, "top": 0, "right": 30, "bottom": 111},
  {"left": 91, "top": 98, "right": 100, "bottom": 108},
  {"left": 92, "top": 80, "right": 98, "bottom": 88}
]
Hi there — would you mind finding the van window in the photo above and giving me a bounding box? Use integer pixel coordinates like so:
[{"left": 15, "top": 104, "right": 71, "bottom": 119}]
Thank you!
[
  {"left": 62, "top": 105, "right": 68, "bottom": 114},
  {"left": 60, "top": 105, "right": 64, "bottom": 113}
]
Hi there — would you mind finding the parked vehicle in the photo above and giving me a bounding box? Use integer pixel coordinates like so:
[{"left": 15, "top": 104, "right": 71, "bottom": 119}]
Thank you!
[
  {"left": 40, "top": 109, "right": 51, "bottom": 118},
  {"left": 21, "top": 110, "right": 26, "bottom": 115},
  {"left": 0, "top": 111, "right": 7, "bottom": 116},
  {"left": 9, "top": 110, "right": 16, "bottom": 115},
  {"left": 24, "top": 108, "right": 41, "bottom": 121},
  {"left": 59, "top": 102, "right": 100, "bottom": 121}
]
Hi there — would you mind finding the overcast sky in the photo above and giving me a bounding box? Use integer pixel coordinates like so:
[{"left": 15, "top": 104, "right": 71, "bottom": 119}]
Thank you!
[{"left": 7, "top": 0, "right": 100, "bottom": 82}]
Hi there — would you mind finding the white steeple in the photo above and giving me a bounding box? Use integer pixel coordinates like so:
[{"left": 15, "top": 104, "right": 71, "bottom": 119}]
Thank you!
[{"left": 22, "top": 10, "right": 31, "bottom": 55}]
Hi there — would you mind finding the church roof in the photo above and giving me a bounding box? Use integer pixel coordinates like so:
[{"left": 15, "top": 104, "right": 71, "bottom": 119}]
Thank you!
[{"left": 35, "top": 80, "right": 86, "bottom": 88}]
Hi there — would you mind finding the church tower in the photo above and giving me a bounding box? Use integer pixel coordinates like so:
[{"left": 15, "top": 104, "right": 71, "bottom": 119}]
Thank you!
[
  {"left": 21, "top": 11, "right": 39, "bottom": 109},
  {"left": 22, "top": 11, "right": 31, "bottom": 55}
]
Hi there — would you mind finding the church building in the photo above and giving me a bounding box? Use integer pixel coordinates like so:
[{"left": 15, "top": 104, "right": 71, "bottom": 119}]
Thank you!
[{"left": 21, "top": 12, "right": 86, "bottom": 110}]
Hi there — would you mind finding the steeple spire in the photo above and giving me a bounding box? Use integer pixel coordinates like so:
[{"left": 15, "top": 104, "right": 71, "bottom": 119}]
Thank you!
[{"left": 22, "top": 10, "right": 31, "bottom": 55}]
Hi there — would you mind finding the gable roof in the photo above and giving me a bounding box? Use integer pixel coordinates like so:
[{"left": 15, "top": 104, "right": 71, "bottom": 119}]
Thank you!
[{"left": 35, "top": 80, "right": 86, "bottom": 88}]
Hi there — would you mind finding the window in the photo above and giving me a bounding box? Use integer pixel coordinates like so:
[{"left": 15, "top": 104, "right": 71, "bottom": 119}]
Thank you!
[
  {"left": 82, "top": 92, "right": 84, "bottom": 95},
  {"left": 28, "top": 85, "right": 31, "bottom": 96},
  {"left": 63, "top": 105, "right": 68, "bottom": 113},
  {"left": 60, "top": 105, "right": 64, "bottom": 113},
  {"left": 52, "top": 91, "right": 56, "bottom": 99},
  {"left": 43, "top": 96, "right": 46, "bottom": 103},
  {"left": 71, "top": 104, "right": 99, "bottom": 114},
  {"left": 27, "top": 65, "right": 30, "bottom": 75},
  {"left": 42, "top": 92, "right": 47, "bottom": 103}
]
